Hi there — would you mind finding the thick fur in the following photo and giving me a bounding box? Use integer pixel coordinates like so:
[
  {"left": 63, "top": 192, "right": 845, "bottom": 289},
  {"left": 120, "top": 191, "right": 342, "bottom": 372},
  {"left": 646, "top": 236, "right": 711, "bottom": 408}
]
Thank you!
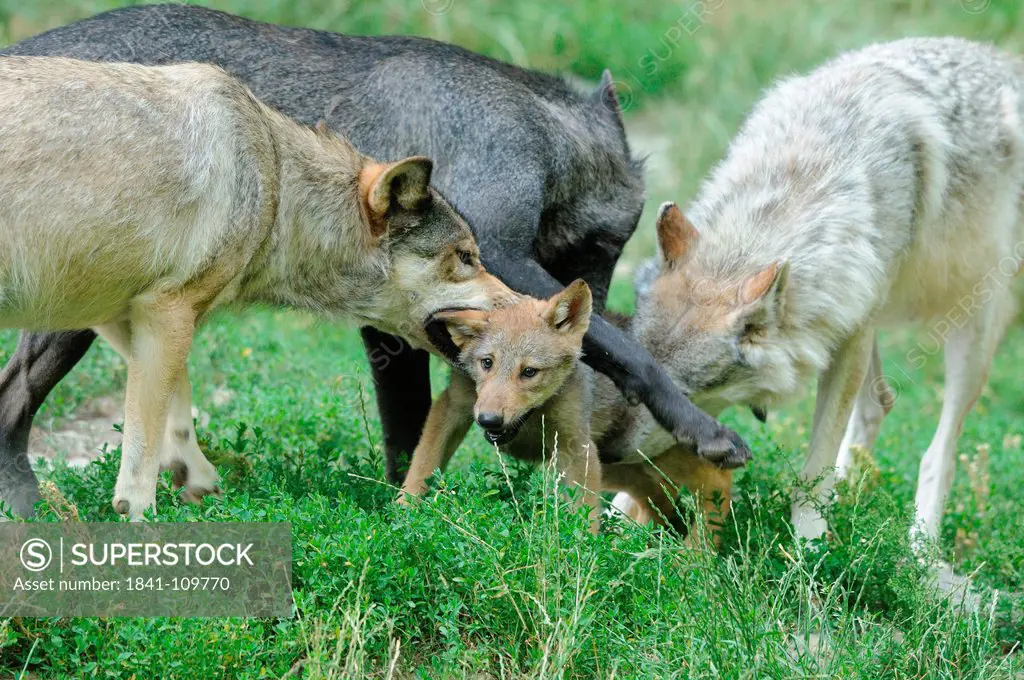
[
  {"left": 402, "top": 283, "right": 731, "bottom": 542},
  {"left": 633, "top": 38, "right": 1024, "bottom": 545},
  {"left": 0, "top": 56, "right": 509, "bottom": 518},
  {"left": 0, "top": 4, "right": 750, "bottom": 517}
]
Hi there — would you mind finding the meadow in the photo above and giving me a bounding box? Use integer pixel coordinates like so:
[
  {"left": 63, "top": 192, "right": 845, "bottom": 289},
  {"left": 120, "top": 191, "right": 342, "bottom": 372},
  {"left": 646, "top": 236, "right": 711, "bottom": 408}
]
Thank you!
[{"left": 0, "top": 0, "right": 1022, "bottom": 677}]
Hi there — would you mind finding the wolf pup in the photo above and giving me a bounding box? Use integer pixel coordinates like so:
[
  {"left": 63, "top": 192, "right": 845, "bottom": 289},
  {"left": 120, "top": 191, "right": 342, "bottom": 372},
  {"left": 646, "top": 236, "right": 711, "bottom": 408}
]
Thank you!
[
  {"left": 402, "top": 281, "right": 732, "bottom": 542},
  {"left": 0, "top": 56, "right": 508, "bottom": 519},
  {"left": 0, "top": 4, "right": 748, "bottom": 518},
  {"left": 631, "top": 38, "right": 1023, "bottom": 547}
]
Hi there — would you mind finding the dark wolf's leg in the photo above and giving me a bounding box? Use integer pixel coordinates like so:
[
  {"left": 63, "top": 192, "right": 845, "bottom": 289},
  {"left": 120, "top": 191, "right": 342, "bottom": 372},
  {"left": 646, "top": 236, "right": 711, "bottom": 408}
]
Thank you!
[
  {"left": 360, "top": 327, "right": 432, "bottom": 484},
  {"left": 484, "top": 255, "right": 751, "bottom": 468},
  {"left": 0, "top": 330, "right": 97, "bottom": 517}
]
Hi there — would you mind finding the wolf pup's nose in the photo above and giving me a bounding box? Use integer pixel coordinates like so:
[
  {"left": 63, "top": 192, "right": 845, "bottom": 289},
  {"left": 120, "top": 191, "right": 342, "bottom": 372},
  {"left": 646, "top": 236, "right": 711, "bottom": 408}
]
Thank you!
[{"left": 476, "top": 413, "right": 504, "bottom": 430}]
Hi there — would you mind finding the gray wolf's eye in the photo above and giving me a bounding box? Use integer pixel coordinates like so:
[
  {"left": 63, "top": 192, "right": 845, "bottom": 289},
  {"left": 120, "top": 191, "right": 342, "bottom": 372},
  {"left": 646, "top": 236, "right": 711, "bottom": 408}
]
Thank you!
[
  {"left": 481, "top": 357, "right": 493, "bottom": 370},
  {"left": 520, "top": 367, "right": 538, "bottom": 379}
]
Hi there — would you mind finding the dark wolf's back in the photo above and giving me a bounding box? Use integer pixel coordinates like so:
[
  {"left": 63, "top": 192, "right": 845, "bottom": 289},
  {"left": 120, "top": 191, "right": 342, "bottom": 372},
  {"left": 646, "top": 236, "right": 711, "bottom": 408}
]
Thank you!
[{"left": 2, "top": 4, "right": 643, "bottom": 293}]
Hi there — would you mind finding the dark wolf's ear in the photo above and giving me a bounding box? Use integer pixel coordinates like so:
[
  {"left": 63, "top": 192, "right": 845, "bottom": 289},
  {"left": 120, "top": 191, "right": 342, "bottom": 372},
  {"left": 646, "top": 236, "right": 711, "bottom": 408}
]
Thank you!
[
  {"left": 739, "top": 261, "right": 789, "bottom": 334},
  {"left": 434, "top": 309, "right": 489, "bottom": 349},
  {"left": 545, "top": 279, "right": 592, "bottom": 335},
  {"left": 656, "top": 202, "right": 699, "bottom": 263},
  {"left": 593, "top": 69, "right": 626, "bottom": 129},
  {"left": 359, "top": 156, "right": 434, "bottom": 237}
]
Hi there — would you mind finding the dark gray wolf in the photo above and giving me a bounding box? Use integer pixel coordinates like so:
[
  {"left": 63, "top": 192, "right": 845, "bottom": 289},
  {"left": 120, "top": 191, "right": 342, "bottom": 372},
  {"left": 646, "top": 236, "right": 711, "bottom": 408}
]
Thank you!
[
  {"left": 628, "top": 39, "right": 1023, "bottom": 556},
  {"left": 0, "top": 4, "right": 749, "bottom": 517}
]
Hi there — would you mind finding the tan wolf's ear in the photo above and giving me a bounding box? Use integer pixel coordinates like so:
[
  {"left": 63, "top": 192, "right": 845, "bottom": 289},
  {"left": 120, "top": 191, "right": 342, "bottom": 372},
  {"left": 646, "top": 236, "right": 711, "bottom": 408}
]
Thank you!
[
  {"left": 359, "top": 156, "right": 434, "bottom": 237},
  {"left": 739, "top": 261, "right": 789, "bottom": 333},
  {"left": 656, "top": 202, "right": 699, "bottom": 262},
  {"left": 546, "top": 279, "right": 593, "bottom": 335},
  {"left": 434, "top": 309, "right": 489, "bottom": 349}
]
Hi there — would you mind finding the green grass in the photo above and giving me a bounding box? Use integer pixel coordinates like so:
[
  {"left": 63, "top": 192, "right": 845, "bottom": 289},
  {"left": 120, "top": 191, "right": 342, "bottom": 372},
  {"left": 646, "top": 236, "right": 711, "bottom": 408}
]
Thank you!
[{"left": 1, "top": 0, "right": 1023, "bottom": 677}]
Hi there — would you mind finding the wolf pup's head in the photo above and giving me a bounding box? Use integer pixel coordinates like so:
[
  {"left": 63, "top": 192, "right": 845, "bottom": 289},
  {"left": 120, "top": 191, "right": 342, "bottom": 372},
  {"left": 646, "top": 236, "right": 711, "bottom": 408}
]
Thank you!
[
  {"left": 355, "top": 154, "right": 515, "bottom": 347},
  {"left": 436, "top": 280, "right": 592, "bottom": 445},
  {"left": 633, "top": 203, "right": 791, "bottom": 415}
]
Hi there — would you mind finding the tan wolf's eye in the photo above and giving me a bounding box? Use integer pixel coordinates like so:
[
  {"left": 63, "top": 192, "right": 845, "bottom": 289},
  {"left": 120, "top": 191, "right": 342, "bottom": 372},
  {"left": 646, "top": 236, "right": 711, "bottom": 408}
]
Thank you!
[
  {"left": 480, "top": 357, "right": 493, "bottom": 370},
  {"left": 520, "top": 367, "right": 539, "bottom": 379},
  {"left": 457, "top": 249, "right": 475, "bottom": 267}
]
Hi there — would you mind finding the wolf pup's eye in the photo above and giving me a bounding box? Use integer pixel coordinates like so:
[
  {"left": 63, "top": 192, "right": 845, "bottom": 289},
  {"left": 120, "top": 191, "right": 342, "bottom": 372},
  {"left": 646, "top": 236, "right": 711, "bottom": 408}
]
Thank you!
[
  {"left": 480, "top": 357, "right": 493, "bottom": 370},
  {"left": 520, "top": 367, "right": 539, "bottom": 379},
  {"left": 457, "top": 249, "right": 475, "bottom": 267}
]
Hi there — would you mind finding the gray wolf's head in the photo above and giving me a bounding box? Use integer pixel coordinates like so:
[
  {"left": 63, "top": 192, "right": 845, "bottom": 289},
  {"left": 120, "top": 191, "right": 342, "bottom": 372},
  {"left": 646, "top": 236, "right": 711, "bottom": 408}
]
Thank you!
[
  {"left": 633, "top": 203, "right": 792, "bottom": 413},
  {"left": 436, "top": 280, "right": 592, "bottom": 445}
]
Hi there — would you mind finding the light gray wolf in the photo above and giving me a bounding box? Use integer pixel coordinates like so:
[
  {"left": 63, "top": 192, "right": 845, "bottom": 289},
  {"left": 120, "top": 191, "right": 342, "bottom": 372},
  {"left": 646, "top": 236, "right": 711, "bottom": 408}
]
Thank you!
[
  {"left": 0, "top": 55, "right": 510, "bottom": 518},
  {"left": 626, "top": 38, "right": 1024, "bottom": 550},
  {"left": 0, "top": 4, "right": 749, "bottom": 518},
  {"left": 401, "top": 281, "right": 732, "bottom": 542}
]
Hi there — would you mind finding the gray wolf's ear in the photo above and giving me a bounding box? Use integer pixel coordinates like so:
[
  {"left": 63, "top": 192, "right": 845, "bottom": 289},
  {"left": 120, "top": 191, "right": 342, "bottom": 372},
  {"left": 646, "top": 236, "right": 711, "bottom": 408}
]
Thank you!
[
  {"left": 434, "top": 309, "right": 489, "bottom": 349},
  {"left": 546, "top": 279, "right": 593, "bottom": 335},
  {"left": 656, "top": 202, "right": 699, "bottom": 263},
  {"left": 739, "top": 260, "right": 789, "bottom": 333},
  {"left": 593, "top": 69, "right": 625, "bottom": 129},
  {"left": 359, "top": 156, "right": 434, "bottom": 237}
]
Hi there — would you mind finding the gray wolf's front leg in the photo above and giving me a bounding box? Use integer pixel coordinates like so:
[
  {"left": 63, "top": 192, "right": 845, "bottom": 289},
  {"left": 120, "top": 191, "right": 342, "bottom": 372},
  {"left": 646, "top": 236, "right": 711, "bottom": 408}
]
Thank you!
[{"left": 792, "top": 327, "right": 874, "bottom": 540}]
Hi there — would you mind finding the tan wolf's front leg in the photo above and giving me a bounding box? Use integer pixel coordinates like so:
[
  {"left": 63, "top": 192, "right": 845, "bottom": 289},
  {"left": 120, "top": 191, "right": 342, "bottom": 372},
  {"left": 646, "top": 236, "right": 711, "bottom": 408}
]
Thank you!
[
  {"left": 95, "top": 323, "right": 219, "bottom": 505},
  {"left": 103, "top": 301, "right": 195, "bottom": 520},
  {"left": 399, "top": 379, "right": 474, "bottom": 503},
  {"left": 792, "top": 327, "right": 874, "bottom": 540},
  {"left": 163, "top": 368, "right": 220, "bottom": 503}
]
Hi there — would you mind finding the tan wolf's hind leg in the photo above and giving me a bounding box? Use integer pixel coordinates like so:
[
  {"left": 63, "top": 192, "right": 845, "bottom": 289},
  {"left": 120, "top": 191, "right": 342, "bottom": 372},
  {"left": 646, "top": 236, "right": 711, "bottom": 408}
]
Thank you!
[
  {"left": 913, "top": 285, "right": 1014, "bottom": 548},
  {"left": 399, "top": 378, "right": 474, "bottom": 502},
  {"left": 792, "top": 327, "right": 874, "bottom": 540},
  {"left": 836, "top": 338, "right": 895, "bottom": 480},
  {"left": 99, "top": 299, "right": 195, "bottom": 519},
  {"left": 95, "top": 323, "right": 219, "bottom": 503}
]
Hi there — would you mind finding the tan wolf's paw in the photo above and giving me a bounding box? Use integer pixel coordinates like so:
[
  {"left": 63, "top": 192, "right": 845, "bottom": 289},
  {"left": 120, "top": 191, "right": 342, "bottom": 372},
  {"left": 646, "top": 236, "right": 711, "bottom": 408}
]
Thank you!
[
  {"left": 167, "top": 459, "right": 222, "bottom": 504},
  {"left": 112, "top": 486, "right": 156, "bottom": 521}
]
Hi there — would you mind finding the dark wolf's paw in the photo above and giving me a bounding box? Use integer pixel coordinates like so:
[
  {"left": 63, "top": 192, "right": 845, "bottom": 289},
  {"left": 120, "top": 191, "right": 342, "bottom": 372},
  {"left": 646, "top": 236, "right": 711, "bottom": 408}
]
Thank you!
[{"left": 690, "top": 425, "right": 752, "bottom": 469}]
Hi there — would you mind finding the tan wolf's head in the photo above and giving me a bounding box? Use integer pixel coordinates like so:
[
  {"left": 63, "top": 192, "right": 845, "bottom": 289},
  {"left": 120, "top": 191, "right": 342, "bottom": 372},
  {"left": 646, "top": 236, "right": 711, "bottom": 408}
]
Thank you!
[
  {"left": 436, "top": 280, "right": 592, "bottom": 445},
  {"left": 633, "top": 203, "right": 791, "bottom": 413},
  {"left": 354, "top": 155, "right": 515, "bottom": 348}
]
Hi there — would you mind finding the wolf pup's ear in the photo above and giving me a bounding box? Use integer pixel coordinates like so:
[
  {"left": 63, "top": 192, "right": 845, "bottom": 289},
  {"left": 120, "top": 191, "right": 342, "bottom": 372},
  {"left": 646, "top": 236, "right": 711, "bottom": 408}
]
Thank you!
[
  {"left": 739, "top": 260, "right": 789, "bottom": 335},
  {"left": 434, "top": 309, "right": 489, "bottom": 349},
  {"left": 656, "top": 202, "right": 699, "bottom": 263},
  {"left": 593, "top": 69, "right": 626, "bottom": 128},
  {"left": 546, "top": 279, "right": 593, "bottom": 335},
  {"left": 359, "top": 156, "right": 434, "bottom": 237}
]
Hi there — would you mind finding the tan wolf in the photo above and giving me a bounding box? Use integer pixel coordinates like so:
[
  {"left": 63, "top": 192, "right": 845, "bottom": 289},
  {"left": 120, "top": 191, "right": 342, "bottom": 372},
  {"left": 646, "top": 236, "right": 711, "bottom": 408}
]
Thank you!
[
  {"left": 626, "top": 38, "right": 1024, "bottom": 553},
  {"left": 0, "top": 56, "right": 510, "bottom": 518},
  {"left": 400, "top": 280, "right": 732, "bottom": 541}
]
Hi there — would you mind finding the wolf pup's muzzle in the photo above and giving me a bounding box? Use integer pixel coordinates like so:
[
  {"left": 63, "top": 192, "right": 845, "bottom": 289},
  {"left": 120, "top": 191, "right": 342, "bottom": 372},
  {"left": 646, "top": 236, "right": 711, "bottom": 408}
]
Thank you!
[{"left": 480, "top": 409, "right": 536, "bottom": 446}]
